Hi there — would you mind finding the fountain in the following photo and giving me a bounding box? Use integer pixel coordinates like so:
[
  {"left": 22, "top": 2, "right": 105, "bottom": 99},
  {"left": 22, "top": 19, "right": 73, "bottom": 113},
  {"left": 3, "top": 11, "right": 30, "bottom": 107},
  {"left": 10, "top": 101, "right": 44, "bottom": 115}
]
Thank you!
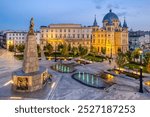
[
  {"left": 72, "top": 72, "right": 112, "bottom": 89},
  {"left": 12, "top": 18, "right": 49, "bottom": 92},
  {"left": 51, "top": 64, "right": 75, "bottom": 73}
]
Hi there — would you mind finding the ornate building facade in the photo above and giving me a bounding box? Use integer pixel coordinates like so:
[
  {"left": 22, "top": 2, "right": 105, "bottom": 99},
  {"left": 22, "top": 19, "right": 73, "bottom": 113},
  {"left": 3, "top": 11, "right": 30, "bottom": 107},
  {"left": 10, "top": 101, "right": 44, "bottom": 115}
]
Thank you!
[
  {"left": 40, "top": 24, "right": 93, "bottom": 50},
  {"left": 92, "top": 10, "right": 129, "bottom": 57}
]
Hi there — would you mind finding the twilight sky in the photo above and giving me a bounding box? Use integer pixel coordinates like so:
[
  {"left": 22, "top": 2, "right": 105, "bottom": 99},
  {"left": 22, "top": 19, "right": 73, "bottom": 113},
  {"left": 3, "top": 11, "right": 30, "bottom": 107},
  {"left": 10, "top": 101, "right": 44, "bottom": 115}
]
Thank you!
[{"left": 0, "top": 0, "right": 150, "bottom": 31}]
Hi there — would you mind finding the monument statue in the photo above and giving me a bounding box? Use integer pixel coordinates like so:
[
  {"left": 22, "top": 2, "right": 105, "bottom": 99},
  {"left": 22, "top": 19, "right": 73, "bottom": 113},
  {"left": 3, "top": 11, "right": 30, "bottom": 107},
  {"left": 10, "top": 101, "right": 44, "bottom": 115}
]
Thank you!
[
  {"left": 23, "top": 17, "right": 39, "bottom": 73},
  {"left": 28, "top": 17, "right": 34, "bottom": 35},
  {"left": 12, "top": 18, "right": 49, "bottom": 92}
]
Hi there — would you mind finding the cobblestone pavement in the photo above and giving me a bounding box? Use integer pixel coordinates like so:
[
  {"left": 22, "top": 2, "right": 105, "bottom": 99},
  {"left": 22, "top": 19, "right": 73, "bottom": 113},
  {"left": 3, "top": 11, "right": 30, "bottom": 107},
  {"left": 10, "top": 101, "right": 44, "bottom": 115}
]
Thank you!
[{"left": 0, "top": 48, "right": 150, "bottom": 100}]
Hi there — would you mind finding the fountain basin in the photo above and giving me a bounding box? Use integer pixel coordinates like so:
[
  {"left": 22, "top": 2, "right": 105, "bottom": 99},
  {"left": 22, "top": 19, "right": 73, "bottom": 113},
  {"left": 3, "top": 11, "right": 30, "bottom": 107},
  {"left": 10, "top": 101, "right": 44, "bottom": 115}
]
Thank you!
[
  {"left": 51, "top": 64, "right": 75, "bottom": 73},
  {"left": 12, "top": 66, "right": 49, "bottom": 92},
  {"left": 72, "top": 72, "right": 112, "bottom": 89}
]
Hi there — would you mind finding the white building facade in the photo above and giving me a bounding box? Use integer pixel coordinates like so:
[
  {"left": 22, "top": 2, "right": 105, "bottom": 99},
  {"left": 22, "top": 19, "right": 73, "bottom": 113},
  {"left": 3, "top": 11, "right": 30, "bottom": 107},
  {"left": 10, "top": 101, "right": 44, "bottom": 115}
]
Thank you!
[{"left": 4, "top": 31, "right": 40, "bottom": 49}]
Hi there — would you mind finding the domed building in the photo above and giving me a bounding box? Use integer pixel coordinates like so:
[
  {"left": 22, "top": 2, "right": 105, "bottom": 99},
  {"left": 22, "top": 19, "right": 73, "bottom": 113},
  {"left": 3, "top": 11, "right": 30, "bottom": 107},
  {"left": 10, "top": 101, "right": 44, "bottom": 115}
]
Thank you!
[{"left": 92, "top": 9, "right": 129, "bottom": 57}]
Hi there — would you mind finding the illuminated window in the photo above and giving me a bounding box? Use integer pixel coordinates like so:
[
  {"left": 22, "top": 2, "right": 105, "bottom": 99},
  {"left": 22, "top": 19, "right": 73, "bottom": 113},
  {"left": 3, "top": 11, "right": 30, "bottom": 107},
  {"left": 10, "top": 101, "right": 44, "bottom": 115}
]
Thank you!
[{"left": 93, "top": 39, "right": 95, "bottom": 43}]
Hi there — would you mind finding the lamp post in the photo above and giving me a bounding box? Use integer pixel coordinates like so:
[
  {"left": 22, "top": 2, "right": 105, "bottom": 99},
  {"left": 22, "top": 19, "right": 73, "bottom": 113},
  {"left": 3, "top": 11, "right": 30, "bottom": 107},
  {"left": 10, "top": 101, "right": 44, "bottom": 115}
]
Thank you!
[
  {"left": 139, "top": 50, "right": 143, "bottom": 93},
  {"left": 54, "top": 42, "right": 57, "bottom": 62}
]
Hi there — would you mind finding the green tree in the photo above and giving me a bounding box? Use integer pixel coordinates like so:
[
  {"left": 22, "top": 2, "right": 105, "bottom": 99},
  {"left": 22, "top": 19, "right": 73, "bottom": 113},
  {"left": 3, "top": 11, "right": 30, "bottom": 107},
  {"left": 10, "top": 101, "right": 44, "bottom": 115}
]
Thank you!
[
  {"left": 143, "top": 52, "right": 150, "bottom": 66},
  {"left": 132, "top": 48, "right": 141, "bottom": 62},
  {"left": 44, "top": 44, "right": 53, "bottom": 55},
  {"left": 125, "top": 51, "right": 132, "bottom": 63},
  {"left": 72, "top": 47, "right": 78, "bottom": 56},
  {"left": 147, "top": 60, "right": 150, "bottom": 73},
  {"left": 68, "top": 43, "right": 72, "bottom": 52},
  {"left": 57, "top": 44, "right": 64, "bottom": 52},
  {"left": 16, "top": 44, "right": 25, "bottom": 52},
  {"left": 61, "top": 43, "right": 69, "bottom": 57},
  {"left": 101, "top": 47, "right": 106, "bottom": 55},
  {"left": 116, "top": 52, "right": 126, "bottom": 69},
  {"left": 78, "top": 44, "right": 88, "bottom": 56},
  {"left": 91, "top": 46, "right": 98, "bottom": 59},
  {"left": 9, "top": 45, "right": 14, "bottom": 52}
]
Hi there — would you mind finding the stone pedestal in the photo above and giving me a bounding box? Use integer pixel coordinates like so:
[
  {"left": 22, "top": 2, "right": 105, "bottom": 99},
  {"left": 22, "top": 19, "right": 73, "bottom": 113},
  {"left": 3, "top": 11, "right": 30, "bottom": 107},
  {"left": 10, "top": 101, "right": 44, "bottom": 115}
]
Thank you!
[{"left": 12, "top": 66, "right": 48, "bottom": 92}]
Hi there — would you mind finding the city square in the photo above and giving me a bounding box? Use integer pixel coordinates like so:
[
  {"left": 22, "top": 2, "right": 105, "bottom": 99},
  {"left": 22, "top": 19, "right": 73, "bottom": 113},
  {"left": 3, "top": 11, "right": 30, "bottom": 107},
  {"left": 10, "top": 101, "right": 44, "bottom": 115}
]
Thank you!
[
  {"left": 0, "top": 0, "right": 150, "bottom": 100},
  {"left": 0, "top": 46, "right": 150, "bottom": 100}
]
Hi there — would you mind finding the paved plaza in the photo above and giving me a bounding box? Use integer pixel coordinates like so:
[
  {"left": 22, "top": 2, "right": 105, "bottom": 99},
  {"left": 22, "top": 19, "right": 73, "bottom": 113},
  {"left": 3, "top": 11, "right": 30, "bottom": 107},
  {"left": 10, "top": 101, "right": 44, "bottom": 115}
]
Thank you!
[{"left": 0, "top": 48, "right": 150, "bottom": 100}]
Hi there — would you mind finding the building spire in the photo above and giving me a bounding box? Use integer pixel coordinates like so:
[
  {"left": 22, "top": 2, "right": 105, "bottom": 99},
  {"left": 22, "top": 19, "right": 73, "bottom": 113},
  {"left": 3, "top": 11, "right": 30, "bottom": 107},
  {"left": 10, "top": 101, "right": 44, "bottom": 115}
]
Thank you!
[
  {"left": 123, "top": 17, "right": 128, "bottom": 28},
  {"left": 93, "top": 15, "right": 98, "bottom": 27},
  {"left": 119, "top": 22, "right": 122, "bottom": 27}
]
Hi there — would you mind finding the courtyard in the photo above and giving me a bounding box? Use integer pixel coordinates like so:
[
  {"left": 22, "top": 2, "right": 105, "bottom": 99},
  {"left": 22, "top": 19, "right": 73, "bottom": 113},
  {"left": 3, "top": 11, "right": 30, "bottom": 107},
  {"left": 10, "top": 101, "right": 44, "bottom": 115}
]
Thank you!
[{"left": 0, "top": 48, "right": 150, "bottom": 100}]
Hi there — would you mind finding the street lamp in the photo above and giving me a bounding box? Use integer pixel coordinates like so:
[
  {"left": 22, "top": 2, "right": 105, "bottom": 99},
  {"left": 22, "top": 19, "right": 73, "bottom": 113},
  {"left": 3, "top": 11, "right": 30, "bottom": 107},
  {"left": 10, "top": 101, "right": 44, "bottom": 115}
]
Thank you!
[
  {"left": 139, "top": 50, "right": 143, "bottom": 65},
  {"left": 139, "top": 50, "right": 143, "bottom": 93},
  {"left": 54, "top": 42, "right": 57, "bottom": 62}
]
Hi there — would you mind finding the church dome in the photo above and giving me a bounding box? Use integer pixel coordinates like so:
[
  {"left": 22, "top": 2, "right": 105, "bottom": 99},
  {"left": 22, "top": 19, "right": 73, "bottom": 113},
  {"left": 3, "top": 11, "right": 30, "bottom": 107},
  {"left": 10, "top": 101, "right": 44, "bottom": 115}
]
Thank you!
[{"left": 103, "top": 9, "right": 119, "bottom": 23}]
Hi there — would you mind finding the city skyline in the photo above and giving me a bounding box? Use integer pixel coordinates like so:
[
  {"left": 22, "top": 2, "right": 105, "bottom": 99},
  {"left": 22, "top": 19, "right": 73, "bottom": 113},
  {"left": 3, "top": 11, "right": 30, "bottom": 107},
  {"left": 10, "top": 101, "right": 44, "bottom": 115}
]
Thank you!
[{"left": 0, "top": 0, "right": 150, "bottom": 31}]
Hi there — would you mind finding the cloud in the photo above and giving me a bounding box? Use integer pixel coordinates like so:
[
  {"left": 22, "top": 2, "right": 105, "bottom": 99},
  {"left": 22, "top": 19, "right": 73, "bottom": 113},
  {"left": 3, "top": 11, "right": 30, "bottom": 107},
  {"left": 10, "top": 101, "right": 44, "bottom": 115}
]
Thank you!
[
  {"left": 92, "top": 0, "right": 105, "bottom": 10},
  {"left": 107, "top": 4, "right": 120, "bottom": 9},
  {"left": 92, "top": 0, "right": 126, "bottom": 10},
  {"left": 96, "top": 5, "right": 101, "bottom": 9},
  {"left": 117, "top": 12, "right": 127, "bottom": 17}
]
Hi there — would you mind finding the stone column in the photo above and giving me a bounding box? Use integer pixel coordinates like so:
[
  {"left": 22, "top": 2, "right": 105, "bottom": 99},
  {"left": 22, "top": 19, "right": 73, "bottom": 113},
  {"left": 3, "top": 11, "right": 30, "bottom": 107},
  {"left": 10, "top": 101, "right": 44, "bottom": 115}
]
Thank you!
[{"left": 23, "top": 34, "right": 39, "bottom": 73}]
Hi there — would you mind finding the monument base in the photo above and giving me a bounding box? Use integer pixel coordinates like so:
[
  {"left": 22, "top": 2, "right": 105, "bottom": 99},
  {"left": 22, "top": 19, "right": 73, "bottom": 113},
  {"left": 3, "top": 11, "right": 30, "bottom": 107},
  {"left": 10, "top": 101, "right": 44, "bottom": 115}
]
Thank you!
[{"left": 12, "top": 66, "right": 49, "bottom": 92}]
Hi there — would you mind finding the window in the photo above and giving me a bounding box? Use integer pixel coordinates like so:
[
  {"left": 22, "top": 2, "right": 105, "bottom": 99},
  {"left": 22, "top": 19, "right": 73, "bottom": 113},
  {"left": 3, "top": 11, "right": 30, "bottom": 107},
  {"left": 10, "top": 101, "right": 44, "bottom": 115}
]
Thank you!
[
  {"left": 68, "top": 34, "right": 70, "bottom": 38},
  {"left": 93, "top": 39, "right": 95, "bottom": 43},
  {"left": 87, "top": 34, "right": 89, "bottom": 38},
  {"left": 64, "top": 34, "right": 66, "bottom": 38},
  {"left": 73, "top": 34, "right": 75, "bottom": 38},
  {"left": 78, "top": 34, "right": 80, "bottom": 38},
  {"left": 82, "top": 34, "right": 84, "bottom": 38}
]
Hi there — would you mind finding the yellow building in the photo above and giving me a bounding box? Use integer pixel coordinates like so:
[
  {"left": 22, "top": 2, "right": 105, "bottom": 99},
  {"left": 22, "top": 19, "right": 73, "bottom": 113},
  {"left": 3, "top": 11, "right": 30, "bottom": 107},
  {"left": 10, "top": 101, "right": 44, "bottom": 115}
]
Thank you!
[
  {"left": 40, "top": 24, "right": 92, "bottom": 50},
  {"left": 92, "top": 10, "right": 129, "bottom": 57}
]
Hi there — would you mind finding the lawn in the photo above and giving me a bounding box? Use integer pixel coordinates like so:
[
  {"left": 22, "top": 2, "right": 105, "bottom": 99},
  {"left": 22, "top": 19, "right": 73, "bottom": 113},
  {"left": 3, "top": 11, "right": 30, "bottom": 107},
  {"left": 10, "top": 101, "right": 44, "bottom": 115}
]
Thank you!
[
  {"left": 82, "top": 54, "right": 106, "bottom": 62},
  {"left": 123, "top": 63, "right": 148, "bottom": 73},
  {"left": 14, "top": 55, "right": 24, "bottom": 60}
]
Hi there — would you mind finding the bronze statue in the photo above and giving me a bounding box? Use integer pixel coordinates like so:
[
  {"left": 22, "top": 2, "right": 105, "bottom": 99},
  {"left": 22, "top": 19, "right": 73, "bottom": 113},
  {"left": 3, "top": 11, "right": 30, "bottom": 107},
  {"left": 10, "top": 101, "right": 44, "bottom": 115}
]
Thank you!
[{"left": 28, "top": 17, "right": 34, "bottom": 35}]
